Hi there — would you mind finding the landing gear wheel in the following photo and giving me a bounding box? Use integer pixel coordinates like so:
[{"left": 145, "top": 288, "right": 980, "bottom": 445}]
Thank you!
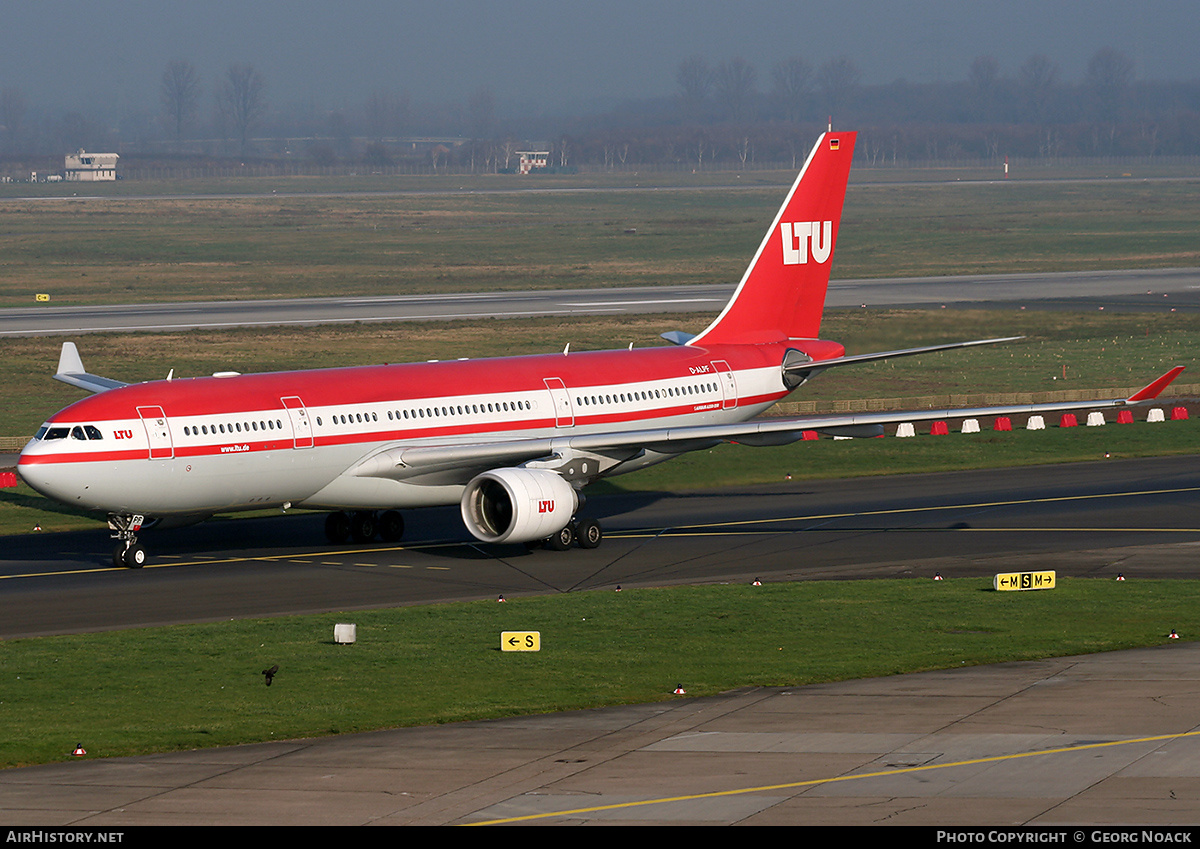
[
  {"left": 325, "top": 511, "right": 351, "bottom": 544},
  {"left": 547, "top": 524, "right": 575, "bottom": 551},
  {"left": 113, "top": 543, "right": 146, "bottom": 569},
  {"left": 108, "top": 513, "right": 148, "bottom": 569},
  {"left": 350, "top": 511, "right": 378, "bottom": 542},
  {"left": 379, "top": 510, "right": 405, "bottom": 542},
  {"left": 576, "top": 518, "right": 603, "bottom": 549}
]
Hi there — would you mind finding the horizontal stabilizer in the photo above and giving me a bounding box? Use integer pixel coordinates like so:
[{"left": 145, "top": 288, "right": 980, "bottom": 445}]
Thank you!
[
  {"left": 787, "top": 336, "right": 1024, "bottom": 376},
  {"left": 660, "top": 330, "right": 697, "bottom": 346}
]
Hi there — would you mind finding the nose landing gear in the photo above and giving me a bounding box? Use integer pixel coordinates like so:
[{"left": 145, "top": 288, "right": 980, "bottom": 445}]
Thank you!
[{"left": 109, "top": 514, "right": 147, "bottom": 568}]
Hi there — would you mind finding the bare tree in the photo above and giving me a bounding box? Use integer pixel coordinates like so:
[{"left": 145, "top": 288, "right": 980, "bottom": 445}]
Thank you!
[
  {"left": 1086, "top": 47, "right": 1134, "bottom": 125},
  {"left": 817, "top": 57, "right": 860, "bottom": 124},
  {"left": 365, "top": 91, "right": 409, "bottom": 141},
  {"left": 218, "top": 63, "right": 266, "bottom": 154},
  {"left": 968, "top": 55, "right": 1000, "bottom": 121},
  {"left": 161, "top": 60, "right": 200, "bottom": 142},
  {"left": 467, "top": 87, "right": 496, "bottom": 172},
  {"left": 1018, "top": 54, "right": 1058, "bottom": 127},
  {"left": 734, "top": 135, "right": 753, "bottom": 168},
  {"left": 676, "top": 56, "right": 714, "bottom": 119},
  {"left": 715, "top": 57, "right": 757, "bottom": 123},
  {"left": 499, "top": 137, "right": 519, "bottom": 171},
  {"left": 771, "top": 57, "right": 813, "bottom": 123},
  {"left": 0, "top": 87, "right": 26, "bottom": 153}
]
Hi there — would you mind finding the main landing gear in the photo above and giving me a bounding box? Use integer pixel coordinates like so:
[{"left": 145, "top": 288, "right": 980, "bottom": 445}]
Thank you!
[
  {"left": 536, "top": 517, "right": 604, "bottom": 551},
  {"left": 322, "top": 511, "right": 604, "bottom": 550},
  {"left": 109, "top": 513, "right": 147, "bottom": 569},
  {"left": 324, "top": 510, "right": 406, "bottom": 544}
]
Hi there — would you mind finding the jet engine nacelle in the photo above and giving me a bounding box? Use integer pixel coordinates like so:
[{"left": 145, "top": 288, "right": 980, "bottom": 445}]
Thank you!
[{"left": 460, "top": 468, "right": 579, "bottom": 544}]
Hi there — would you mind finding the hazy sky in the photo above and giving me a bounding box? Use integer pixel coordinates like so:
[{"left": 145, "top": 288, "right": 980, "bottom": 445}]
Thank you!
[{"left": 4, "top": 0, "right": 1199, "bottom": 118}]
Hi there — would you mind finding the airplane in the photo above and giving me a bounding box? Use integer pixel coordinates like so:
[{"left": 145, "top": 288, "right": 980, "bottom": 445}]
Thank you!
[{"left": 17, "top": 130, "right": 1185, "bottom": 568}]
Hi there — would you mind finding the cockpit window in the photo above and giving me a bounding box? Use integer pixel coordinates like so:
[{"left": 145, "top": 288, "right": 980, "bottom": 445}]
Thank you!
[{"left": 38, "top": 424, "right": 102, "bottom": 441}]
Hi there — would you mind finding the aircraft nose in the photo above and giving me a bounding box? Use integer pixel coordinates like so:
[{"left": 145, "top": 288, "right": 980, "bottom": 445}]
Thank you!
[{"left": 17, "top": 447, "right": 80, "bottom": 505}]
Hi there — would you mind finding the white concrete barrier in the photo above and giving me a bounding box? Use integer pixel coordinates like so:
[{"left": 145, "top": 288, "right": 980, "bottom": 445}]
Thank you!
[{"left": 895, "top": 422, "right": 915, "bottom": 438}]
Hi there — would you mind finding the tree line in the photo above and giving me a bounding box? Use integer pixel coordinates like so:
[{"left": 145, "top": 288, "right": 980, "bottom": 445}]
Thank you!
[{"left": 2, "top": 47, "right": 1199, "bottom": 172}]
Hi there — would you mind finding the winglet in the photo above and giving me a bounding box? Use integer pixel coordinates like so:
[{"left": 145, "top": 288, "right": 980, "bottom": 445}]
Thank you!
[
  {"left": 56, "top": 341, "right": 86, "bottom": 377},
  {"left": 53, "top": 342, "right": 129, "bottom": 394},
  {"left": 1126, "top": 366, "right": 1185, "bottom": 403}
]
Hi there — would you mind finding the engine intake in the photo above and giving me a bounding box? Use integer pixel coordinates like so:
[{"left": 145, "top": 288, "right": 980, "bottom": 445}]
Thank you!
[{"left": 460, "top": 468, "right": 578, "bottom": 544}]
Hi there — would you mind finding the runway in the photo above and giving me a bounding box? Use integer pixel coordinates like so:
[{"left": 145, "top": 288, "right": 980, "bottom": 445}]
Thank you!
[
  {"left": 2, "top": 267, "right": 1199, "bottom": 337},
  {"left": 4, "top": 456, "right": 1200, "bottom": 639}
]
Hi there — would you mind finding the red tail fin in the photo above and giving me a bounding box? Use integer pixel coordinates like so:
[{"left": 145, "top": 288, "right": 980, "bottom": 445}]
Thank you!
[{"left": 692, "top": 131, "right": 856, "bottom": 346}]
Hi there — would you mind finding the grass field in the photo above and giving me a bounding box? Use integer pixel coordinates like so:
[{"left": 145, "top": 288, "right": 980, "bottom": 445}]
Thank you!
[
  {"left": 2, "top": 577, "right": 1195, "bottom": 769},
  {"left": 2, "top": 171, "right": 1199, "bottom": 307}
]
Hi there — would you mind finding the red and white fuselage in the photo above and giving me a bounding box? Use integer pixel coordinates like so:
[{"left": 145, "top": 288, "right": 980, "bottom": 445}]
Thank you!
[{"left": 18, "top": 339, "right": 835, "bottom": 518}]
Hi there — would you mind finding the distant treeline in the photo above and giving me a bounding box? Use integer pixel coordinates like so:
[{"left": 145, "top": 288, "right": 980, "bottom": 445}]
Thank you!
[{"left": 2, "top": 49, "right": 1199, "bottom": 170}]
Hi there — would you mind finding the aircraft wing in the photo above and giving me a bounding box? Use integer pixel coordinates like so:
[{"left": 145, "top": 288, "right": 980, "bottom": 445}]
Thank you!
[
  {"left": 53, "top": 342, "right": 129, "bottom": 394},
  {"left": 351, "top": 367, "right": 1185, "bottom": 485}
]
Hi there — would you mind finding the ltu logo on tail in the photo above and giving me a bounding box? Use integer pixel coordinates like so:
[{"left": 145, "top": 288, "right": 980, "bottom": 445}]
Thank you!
[{"left": 780, "top": 221, "right": 833, "bottom": 265}]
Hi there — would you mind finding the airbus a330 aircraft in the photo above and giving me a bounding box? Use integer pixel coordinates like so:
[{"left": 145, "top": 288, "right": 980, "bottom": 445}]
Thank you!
[{"left": 18, "top": 131, "right": 1184, "bottom": 567}]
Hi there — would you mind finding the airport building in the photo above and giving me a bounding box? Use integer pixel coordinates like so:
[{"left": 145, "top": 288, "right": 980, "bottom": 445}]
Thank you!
[
  {"left": 516, "top": 151, "right": 549, "bottom": 174},
  {"left": 64, "top": 150, "right": 119, "bottom": 181}
]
